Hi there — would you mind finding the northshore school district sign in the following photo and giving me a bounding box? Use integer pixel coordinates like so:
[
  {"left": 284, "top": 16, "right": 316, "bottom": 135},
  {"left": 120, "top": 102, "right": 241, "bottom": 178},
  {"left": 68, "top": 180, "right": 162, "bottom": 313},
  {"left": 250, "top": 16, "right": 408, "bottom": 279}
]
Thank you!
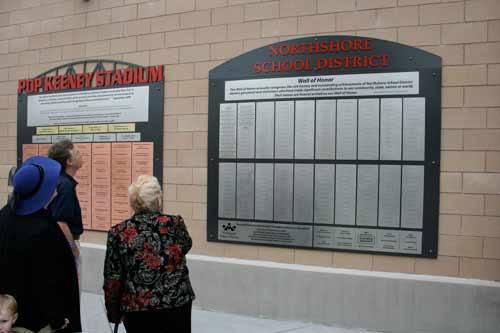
[{"left": 207, "top": 36, "right": 441, "bottom": 258}]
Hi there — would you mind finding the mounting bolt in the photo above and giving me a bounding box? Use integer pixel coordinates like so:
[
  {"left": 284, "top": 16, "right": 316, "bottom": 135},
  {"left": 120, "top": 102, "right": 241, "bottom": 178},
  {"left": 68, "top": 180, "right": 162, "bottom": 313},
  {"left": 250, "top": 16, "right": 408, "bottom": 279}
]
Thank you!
[{"left": 431, "top": 160, "right": 436, "bottom": 165}]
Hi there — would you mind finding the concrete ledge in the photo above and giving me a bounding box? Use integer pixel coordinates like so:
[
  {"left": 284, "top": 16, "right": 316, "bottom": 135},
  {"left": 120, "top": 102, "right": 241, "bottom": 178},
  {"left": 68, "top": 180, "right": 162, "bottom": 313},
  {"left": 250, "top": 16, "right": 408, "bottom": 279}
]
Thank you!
[{"left": 81, "top": 243, "right": 500, "bottom": 333}]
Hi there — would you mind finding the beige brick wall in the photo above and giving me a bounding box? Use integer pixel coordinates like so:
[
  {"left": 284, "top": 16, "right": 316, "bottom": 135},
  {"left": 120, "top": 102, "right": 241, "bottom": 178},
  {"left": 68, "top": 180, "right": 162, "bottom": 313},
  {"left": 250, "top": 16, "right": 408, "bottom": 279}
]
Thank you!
[{"left": 0, "top": 0, "right": 499, "bottom": 281}]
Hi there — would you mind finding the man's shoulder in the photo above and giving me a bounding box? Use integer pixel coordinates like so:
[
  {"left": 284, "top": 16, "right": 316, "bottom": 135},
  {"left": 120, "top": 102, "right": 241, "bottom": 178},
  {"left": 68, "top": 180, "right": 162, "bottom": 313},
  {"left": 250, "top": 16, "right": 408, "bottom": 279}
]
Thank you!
[
  {"left": 57, "top": 173, "right": 75, "bottom": 187},
  {"left": 53, "top": 175, "right": 77, "bottom": 200}
]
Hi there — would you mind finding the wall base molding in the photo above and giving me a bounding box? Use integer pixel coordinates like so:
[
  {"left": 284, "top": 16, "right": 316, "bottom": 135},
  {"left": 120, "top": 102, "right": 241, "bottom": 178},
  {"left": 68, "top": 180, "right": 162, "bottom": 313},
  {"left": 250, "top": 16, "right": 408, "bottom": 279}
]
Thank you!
[{"left": 82, "top": 243, "right": 500, "bottom": 333}]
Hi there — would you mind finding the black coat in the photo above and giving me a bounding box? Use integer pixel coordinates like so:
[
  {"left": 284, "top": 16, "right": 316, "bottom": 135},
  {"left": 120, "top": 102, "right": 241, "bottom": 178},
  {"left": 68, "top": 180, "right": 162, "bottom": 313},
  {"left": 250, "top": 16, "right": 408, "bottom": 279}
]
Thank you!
[{"left": 0, "top": 205, "right": 82, "bottom": 332}]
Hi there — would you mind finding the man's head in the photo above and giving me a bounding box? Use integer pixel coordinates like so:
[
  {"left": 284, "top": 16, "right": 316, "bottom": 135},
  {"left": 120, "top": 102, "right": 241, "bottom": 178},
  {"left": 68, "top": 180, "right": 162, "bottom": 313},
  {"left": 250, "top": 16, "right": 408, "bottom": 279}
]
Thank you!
[
  {"left": 0, "top": 294, "right": 18, "bottom": 333},
  {"left": 48, "top": 140, "right": 83, "bottom": 175}
]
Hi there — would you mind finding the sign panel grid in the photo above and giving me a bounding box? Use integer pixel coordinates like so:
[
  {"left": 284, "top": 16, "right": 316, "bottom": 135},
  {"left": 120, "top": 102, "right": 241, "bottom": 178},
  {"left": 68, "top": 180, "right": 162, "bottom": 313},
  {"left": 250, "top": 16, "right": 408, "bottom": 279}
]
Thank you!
[{"left": 214, "top": 96, "right": 432, "bottom": 255}]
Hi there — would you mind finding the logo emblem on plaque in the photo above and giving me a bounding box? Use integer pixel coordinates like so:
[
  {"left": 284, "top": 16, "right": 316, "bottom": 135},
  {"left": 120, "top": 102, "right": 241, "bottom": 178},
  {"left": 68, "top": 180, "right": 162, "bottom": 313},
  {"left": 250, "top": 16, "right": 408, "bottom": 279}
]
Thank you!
[{"left": 222, "top": 223, "right": 237, "bottom": 232}]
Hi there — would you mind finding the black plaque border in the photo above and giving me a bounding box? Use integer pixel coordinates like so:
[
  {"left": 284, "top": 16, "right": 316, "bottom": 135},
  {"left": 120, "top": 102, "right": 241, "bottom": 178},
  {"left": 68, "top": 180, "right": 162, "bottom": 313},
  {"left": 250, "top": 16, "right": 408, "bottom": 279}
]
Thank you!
[{"left": 208, "top": 36, "right": 441, "bottom": 258}]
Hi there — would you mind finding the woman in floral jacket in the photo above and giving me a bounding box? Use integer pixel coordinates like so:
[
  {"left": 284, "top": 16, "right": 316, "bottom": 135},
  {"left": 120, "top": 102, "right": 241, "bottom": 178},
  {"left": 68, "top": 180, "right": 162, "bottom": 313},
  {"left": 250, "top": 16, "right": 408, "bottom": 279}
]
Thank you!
[{"left": 103, "top": 175, "right": 195, "bottom": 333}]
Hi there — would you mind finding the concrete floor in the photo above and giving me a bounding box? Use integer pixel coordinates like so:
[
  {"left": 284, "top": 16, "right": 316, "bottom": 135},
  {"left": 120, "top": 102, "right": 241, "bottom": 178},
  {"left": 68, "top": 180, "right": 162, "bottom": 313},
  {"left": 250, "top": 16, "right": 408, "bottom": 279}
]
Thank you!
[{"left": 81, "top": 292, "right": 381, "bottom": 333}]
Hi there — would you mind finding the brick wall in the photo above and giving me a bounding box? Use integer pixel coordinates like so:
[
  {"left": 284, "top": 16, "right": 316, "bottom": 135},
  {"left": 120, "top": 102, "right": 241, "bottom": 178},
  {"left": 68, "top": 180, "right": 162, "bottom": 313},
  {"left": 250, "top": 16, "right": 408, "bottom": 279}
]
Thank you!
[{"left": 0, "top": 0, "right": 499, "bottom": 281}]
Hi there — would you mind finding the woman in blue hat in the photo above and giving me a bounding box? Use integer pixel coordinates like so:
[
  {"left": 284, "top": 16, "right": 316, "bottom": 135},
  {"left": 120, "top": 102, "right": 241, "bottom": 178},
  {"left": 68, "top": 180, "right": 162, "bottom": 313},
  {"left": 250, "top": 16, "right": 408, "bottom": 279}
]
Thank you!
[{"left": 0, "top": 156, "right": 81, "bottom": 333}]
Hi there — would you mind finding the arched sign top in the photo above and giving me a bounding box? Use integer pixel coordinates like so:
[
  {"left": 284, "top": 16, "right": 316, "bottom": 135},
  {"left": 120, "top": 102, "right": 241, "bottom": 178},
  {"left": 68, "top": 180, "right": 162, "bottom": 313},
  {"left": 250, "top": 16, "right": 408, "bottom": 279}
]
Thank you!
[
  {"left": 210, "top": 35, "right": 441, "bottom": 80},
  {"left": 36, "top": 59, "right": 141, "bottom": 79},
  {"left": 18, "top": 60, "right": 163, "bottom": 95}
]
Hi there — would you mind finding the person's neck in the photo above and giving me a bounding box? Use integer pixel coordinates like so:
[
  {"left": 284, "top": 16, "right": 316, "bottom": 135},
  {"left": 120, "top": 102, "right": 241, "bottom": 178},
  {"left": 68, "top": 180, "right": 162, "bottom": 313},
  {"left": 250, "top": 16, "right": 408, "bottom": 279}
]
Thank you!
[{"left": 65, "top": 167, "right": 78, "bottom": 177}]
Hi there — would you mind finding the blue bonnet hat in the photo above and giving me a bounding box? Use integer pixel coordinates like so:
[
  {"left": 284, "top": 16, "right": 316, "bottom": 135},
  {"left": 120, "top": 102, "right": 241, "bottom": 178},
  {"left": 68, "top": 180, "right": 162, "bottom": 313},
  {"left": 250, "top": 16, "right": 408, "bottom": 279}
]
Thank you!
[{"left": 11, "top": 156, "right": 61, "bottom": 215}]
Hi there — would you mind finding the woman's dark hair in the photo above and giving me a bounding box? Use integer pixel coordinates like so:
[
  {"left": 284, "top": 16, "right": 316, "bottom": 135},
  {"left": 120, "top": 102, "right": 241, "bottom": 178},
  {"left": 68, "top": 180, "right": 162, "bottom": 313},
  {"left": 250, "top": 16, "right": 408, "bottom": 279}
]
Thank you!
[{"left": 48, "top": 139, "right": 74, "bottom": 169}]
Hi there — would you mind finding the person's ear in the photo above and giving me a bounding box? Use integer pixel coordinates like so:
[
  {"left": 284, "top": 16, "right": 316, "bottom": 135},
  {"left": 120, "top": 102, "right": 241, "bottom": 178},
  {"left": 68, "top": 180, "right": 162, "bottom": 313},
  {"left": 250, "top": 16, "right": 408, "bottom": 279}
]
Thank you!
[
  {"left": 13, "top": 313, "right": 18, "bottom": 324},
  {"left": 67, "top": 150, "right": 75, "bottom": 165}
]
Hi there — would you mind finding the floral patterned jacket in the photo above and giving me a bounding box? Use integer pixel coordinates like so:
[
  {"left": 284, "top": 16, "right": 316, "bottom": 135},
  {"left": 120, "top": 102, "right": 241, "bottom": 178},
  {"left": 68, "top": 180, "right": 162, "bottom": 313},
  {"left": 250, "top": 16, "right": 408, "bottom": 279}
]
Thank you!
[{"left": 103, "top": 213, "right": 195, "bottom": 322}]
